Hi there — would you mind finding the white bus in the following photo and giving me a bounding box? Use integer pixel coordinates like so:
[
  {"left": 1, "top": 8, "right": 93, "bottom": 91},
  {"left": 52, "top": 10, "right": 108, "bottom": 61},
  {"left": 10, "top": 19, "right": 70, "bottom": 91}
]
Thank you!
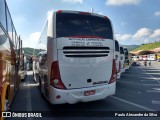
[
  {"left": 120, "top": 46, "right": 125, "bottom": 73},
  {"left": 114, "top": 40, "right": 121, "bottom": 79},
  {"left": 123, "top": 48, "right": 129, "bottom": 69},
  {"left": 34, "top": 10, "right": 116, "bottom": 104}
]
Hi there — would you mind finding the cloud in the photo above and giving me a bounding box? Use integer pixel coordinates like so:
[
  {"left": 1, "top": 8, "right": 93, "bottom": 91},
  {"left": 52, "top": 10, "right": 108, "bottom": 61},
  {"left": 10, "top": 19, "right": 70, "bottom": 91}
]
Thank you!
[
  {"left": 115, "top": 34, "right": 132, "bottom": 41},
  {"left": 116, "top": 28, "right": 160, "bottom": 45},
  {"left": 29, "top": 32, "right": 41, "bottom": 42},
  {"left": 23, "top": 32, "right": 41, "bottom": 48},
  {"left": 150, "top": 29, "right": 160, "bottom": 38},
  {"left": 143, "top": 39, "right": 149, "bottom": 44},
  {"left": 154, "top": 11, "right": 160, "bottom": 17},
  {"left": 62, "top": 0, "right": 83, "bottom": 4},
  {"left": 106, "top": 0, "right": 141, "bottom": 6},
  {"left": 121, "top": 22, "right": 127, "bottom": 26},
  {"left": 132, "top": 28, "right": 152, "bottom": 39},
  {"left": 132, "top": 28, "right": 160, "bottom": 44}
]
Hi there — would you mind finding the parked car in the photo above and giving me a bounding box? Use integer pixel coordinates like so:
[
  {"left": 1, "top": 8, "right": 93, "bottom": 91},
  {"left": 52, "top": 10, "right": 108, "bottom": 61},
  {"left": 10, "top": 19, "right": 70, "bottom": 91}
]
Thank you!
[{"left": 132, "top": 61, "right": 140, "bottom": 66}]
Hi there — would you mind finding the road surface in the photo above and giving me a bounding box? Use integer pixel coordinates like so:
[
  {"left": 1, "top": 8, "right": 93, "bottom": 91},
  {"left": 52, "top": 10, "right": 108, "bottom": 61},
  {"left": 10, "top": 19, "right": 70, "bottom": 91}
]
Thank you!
[{"left": 6, "top": 62, "right": 160, "bottom": 120}]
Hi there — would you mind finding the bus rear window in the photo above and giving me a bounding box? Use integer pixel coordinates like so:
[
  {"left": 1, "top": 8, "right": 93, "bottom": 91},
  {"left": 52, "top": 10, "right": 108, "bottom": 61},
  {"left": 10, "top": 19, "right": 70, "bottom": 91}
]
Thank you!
[
  {"left": 56, "top": 13, "right": 113, "bottom": 39},
  {"left": 124, "top": 49, "right": 128, "bottom": 56},
  {"left": 120, "top": 47, "right": 124, "bottom": 54},
  {"left": 115, "top": 40, "right": 120, "bottom": 52}
]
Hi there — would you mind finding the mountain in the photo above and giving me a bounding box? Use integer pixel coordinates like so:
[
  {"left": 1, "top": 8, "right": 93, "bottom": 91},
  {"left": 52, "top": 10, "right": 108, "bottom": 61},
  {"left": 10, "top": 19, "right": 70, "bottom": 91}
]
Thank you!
[
  {"left": 22, "top": 47, "right": 42, "bottom": 56},
  {"left": 23, "top": 45, "right": 140, "bottom": 56},
  {"left": 132, "top": 41, "right": 160, "bottom": 52},
  {"left": 22, "top": 47, "right": 34, "bottom": 56},
  {"left": 121, "top": 45, "right": 140, "bottom": 51}
]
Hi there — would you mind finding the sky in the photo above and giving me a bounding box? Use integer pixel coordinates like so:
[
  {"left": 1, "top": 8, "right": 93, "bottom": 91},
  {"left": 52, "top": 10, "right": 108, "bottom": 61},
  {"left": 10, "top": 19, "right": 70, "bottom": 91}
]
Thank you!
[{"left": 6, "top": 0, "right": 160, "bottom": 48}]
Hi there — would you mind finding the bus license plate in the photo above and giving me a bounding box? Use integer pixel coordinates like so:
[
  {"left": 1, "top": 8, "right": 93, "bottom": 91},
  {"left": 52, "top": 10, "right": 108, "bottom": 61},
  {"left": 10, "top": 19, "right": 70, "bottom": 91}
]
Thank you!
[{"left": 84, "top": 90, "right": 96, "bottom": 96}]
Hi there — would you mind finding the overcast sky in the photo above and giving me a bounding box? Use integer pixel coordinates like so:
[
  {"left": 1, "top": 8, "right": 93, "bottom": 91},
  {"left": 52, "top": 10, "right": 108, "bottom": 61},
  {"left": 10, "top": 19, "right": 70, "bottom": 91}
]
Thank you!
[{"left": 6, "top": 0, "right": 160, "bottom": 48}]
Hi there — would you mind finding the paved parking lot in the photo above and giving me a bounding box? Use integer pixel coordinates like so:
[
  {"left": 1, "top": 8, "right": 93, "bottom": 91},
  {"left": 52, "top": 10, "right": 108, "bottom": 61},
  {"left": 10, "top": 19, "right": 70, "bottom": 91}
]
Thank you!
[{"left": 8, "top": 61, "right": 160, "bottom": 120}]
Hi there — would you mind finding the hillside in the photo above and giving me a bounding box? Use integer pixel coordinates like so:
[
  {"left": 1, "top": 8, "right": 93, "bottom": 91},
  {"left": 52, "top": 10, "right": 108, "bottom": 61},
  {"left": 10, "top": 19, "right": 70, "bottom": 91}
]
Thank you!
[
  {"left": 121, "top": 45, "right": 140, "bottom": 51},
  {"left": 132, "top": 41, "right": 160, "bottom": 52},
  {"left": 23, "top": 44, "right": 139, "bottom": 56},
  {"left": 22, "top": 47, "right": 34, "bottom": 56},
  {"left": 22, "top": 47, "right": 43, "bottom": 56}
]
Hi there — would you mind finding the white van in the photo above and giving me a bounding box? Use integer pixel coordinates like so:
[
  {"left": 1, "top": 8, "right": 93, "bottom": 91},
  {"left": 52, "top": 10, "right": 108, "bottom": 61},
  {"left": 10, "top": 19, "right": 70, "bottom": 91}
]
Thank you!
[
  {"left": 120, "top": 46, "right": 125, "bottom": 73},
  {"left": 34, "top": 10, "right": 116, "bottom": 104},
  {"left": 33, "top": 55, "right": 40, "bottom": 83},
  {"left": 20, "top": 51, "right": 27, "bottom": 80},
  {"left": 114, "top": 40, "right": 121, "bottom": 79}
]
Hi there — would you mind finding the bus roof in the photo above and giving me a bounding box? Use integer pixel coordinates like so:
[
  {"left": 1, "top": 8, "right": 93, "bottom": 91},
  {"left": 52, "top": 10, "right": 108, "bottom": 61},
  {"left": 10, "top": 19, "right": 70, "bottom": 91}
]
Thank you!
[{"left": 49, "top": 10, "right": 110, "bottom": 20}]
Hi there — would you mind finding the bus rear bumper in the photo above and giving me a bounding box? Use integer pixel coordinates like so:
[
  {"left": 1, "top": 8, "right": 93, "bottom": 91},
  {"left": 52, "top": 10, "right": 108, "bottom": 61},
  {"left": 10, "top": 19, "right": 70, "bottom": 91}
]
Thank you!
[{"left": 49, "top": 82, "right": 116, "bottom": 104}]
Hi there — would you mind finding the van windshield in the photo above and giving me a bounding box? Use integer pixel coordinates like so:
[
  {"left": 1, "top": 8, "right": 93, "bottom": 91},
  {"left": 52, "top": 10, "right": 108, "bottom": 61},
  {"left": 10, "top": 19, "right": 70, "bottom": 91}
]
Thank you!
[{"left": 56, "top": 13, "right": 113, "bottom": 39}]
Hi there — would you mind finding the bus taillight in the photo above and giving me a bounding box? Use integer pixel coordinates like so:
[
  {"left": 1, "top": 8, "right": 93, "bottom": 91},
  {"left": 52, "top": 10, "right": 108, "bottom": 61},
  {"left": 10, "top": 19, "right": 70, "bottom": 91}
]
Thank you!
[
  {"left": 79, "top": 12, "right": 90, "bottom": 15},
  {"left": 56, "top": 10, "right": 62, "bottom": 13},
  {"left": 109, "top": 59, "right": 116, "bottom": 84},
  {"left": 50, "top": 61, "right": 66, "bottom": 89}
]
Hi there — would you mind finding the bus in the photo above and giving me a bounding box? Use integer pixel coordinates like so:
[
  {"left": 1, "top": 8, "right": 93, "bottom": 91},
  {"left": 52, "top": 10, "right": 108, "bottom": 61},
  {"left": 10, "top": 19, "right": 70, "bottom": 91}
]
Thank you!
[
  {"left": 0, "top": 0, "right": 22, "bottom": 113},
  {"left": 34, "top": 10, "right": 116, "bottom": 104},
  {"left": 114, "top": 40, "right": 121, "bottom": 79},
  {"left": 120, "top": 46, "right": 125, "bottom": 73},
  {"left": 123, "top": 48, "right": 129, "bottom": 69}
]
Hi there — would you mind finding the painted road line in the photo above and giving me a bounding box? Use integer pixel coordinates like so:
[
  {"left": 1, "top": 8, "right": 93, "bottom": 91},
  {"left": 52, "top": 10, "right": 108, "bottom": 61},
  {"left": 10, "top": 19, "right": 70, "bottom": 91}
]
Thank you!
[
  {"left": 24, "top": 83, "right": 39, "bottom": 87},
  {"left": 27, "top": 76, "right": 33, "bottom": 120},
  {"left": 140, "top": 67, "right": 160, "bottom": 84},
  {"left": 152, "top": 101, "right": 160, "bottom": 105},
  {"left": 111, "top": 96, "right": 155, "bottom": 111},
  {"left": 143, "top": 84, "right": 160, "bottom": 86},
  {"left": 141, "top": 80, "right": 156, "bottom": 81},
  {"left": 147, "top": 90, "right": 160, "bottom": 93},
  {"left": 118, "top": 81, "right": 141, "bottom": 85}
]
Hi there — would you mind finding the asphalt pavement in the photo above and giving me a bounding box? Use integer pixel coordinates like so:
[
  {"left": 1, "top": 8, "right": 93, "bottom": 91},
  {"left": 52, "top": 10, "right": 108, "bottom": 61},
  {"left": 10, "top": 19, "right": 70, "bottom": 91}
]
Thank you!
[{"left": 6, "top": 61, "right": 160, "bottom": 120}]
